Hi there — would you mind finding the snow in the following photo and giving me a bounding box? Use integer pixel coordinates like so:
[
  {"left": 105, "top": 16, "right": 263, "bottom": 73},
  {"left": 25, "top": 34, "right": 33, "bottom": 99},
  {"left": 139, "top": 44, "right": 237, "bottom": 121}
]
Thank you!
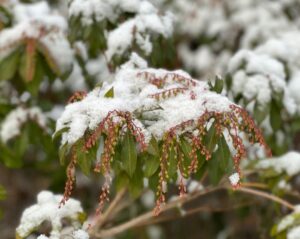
[
  {"left": 73, "top": 230, "right": 90, "bottom": 239},
  {"left": 105, "top": 7, "right": 173, "bottom": 60},
  {"left": 278, "top": 214, "right": 295, "bottom": 233},
  {"left": 0, "top": 107, "right": 47, "bottom": 143},
  {"left": 288, "top": 226, "right": 300, "bottom": 239},
  {"left": 16, "top": 191, "right": 86, "bottom": 238},
  {"left": 187, "top": 180, "right": 203, "bottom": 193},
  {"left": 229, "top": 172, "right": 240, "bottom": 187},
  {"left": 56, "top": 65, "right": 235, "bottom": 145},
  {"left": 256, "top": 151, "right": 300, "bottom": 177},
  {"left": 37, "top": 235, "right": 49, "bottom": 239},
  {"left": 227, "top": 49, "right": 297, "bottom": 116},
  {"left": 0, "top": 1, "right": 73, "bottom": 75}
]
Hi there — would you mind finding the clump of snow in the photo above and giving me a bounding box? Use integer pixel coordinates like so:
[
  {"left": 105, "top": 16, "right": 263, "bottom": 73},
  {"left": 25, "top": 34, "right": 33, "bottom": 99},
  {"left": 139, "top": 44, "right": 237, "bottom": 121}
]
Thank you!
[
  {"left": 105, "top": 2, "right": 173, "bottom": 60},
  {"left": 288, "top": 226, "right": 300, "bottom": 239},
  {"left": 56, "top": 64, "right": 235, "bottom": 145},
  {"left": 228, "top": 172, "right": 240, "bottom": 187},
  {"left": 0, "top": 107, "right": 47, "bottom": 143},
  {"left": 187, "top": 180, "right": 203, "bottom": 193},
  {"left": 69, "top": 0, "right": 154, "bottom": 26},
  {"left": 16, "top": 191, "right": 86, "bottom": 238},
  {"left": 228, "top": 49, "right": 296, "bottom": 115},
  {"left": 0, "top": 1, "right": 73, "bottom": 75},
  {"left": 256, "top": 151, "right": 300, "bottom": 177},
  {"left": 276, "top": 205, "right": 300, "bottom": 235},
  {"left": 69, "top": 0, "right": 173, "bottom": 61},
  {"left": 73, "top": 229, "right": 90, "bottom": 239},
  {"left": 278, "top": 214, "right": 295, "bottom": 233}
]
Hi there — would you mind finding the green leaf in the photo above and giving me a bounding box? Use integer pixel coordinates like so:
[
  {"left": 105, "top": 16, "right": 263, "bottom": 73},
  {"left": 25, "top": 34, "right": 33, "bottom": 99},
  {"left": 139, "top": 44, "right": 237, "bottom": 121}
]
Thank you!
[
  {"left": 217, "top": 135, "right": 232, "bottom": 174},
  {"left": 129, "top": 161, "right": 144, "bottom": 198},
  {"left": 208, "top": 76, "right": 224, "bottom": 93},
  {"left": 77, "top": 148, "right": 92, "bottom": 176},
  {"left": 207, "top": 152, "right": 223, "bottom": 186},
  {"left": 0, "top": 48, "right": 20, "bottom": 81},
  {"left": 0, "top": 185, "right": 6, "bottom": 200},
  {"left": 26, "top": 53, "right": 45, "bottom": 96},
  {"left": 167, "top": 146, "right": 177, "bottom": 180},
  {"left": 144, "top": 154, "right": 160, "bottom": 177},
  {"left": 270, "top": 100, "right": 282, "bottom": 131},
  {"left": 104, "top": 87, "right": 114, "bottom": 98},
  {"left": 254, "top": 102, "right": 269, "bottom": 124},
  {"left": 149, "top": 170, "right": 159, "bottom": 192},
  {"left": 147, "top": 137, "right": 159, "bottom": 156},
  {"left": 179, "top": 137, "right": 192, "bottom": 170},
  {"left": 52, "top": 127, "right": 70, "bottom": 142},
  {"left": 122, "top": 131, "right": 137, "bottom": 177},
  {"left": 115, "top": 171, "right": 130, "bottom": 191},
  {"left": 205, "top": 123, "right": 218, "bottom": 153},
  {"left": 59, "top": 142, "right": 69, "bottom": 165}
]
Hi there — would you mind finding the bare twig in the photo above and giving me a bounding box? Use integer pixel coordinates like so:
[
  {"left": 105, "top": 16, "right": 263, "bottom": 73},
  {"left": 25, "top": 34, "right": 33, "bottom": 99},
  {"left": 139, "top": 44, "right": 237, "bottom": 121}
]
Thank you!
[
  {"left": 89, "top": 188, "right": 127, "bottom": 235},
  {"left": 89, "top": 184, "right": 296, "bottom": 238},
  {"left": 90, "top": 186, "right": 222, "bottom": 238},
  {"left": 236, "top": 187, "right": 295, "bottom": 210}
]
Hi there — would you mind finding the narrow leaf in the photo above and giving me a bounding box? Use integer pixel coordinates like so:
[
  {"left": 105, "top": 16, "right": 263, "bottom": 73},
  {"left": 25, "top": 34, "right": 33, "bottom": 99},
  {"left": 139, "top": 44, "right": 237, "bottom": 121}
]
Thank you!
[{"left": 122, "top": 132, "right": 137, "bottom": 177}]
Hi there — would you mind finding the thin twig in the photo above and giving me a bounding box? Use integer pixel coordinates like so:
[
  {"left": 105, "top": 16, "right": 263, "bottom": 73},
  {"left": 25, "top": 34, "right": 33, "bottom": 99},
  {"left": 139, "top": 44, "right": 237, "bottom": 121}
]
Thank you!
[
  {"left": 91, "top": 186, "right": 222, "bottom": 238},
  {"left": 236, "top": 187, "right": 295, "bottom": 210},
  {"left": 89, "top": 188, "right": 127, "bottom": 235}
]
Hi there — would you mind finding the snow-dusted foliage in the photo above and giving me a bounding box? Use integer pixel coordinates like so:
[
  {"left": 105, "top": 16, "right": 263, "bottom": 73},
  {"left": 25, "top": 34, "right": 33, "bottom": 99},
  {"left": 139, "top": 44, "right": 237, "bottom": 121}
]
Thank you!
[
  {"left": 0, "top": 1, "right": 73, "bottom": 78},
  {"left": 16, "top": 191, "right": 87, "bottom": 239},
  {"left": 272, "top": 205, "right": 300, "bottom": 238},
  {"left": 56, "top": 58, "right": 270, "bottom": 214},
  {"left": 1, "top": 0, "right": 300, "bottom": 238},
  {"left": 256, "top": 151, "right": 300, "bottom": 177},
  {"left": 69, "top": 0, "right": 174, "bottom": 77},
  {"left": 0, "top": 106, "right": 47, "bottom": 143}
]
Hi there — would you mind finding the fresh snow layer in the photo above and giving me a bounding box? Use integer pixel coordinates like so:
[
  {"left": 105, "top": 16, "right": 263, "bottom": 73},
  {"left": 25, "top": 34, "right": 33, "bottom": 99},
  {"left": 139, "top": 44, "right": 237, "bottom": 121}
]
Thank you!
[
  {"left": 56, "top": 65, "right": 234, "bottom": 145},
  {"left": 256, "top": 151, "right": 300, "bottom": 176},
  {"left": 0, "top": 107, "right": 47, "bottom": 143},
  {"left": 0, "top": 1, "right": 73, "bottom": 74},
  {"left": 16, "top": 191, "right": 85, "bottom": 238}
]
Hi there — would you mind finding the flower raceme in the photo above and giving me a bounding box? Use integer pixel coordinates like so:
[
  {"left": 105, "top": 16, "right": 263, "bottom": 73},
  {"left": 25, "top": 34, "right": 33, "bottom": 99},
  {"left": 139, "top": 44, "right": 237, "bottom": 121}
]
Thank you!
[{"left": 56, "top": 67, "right": 271, "bottom": 215}]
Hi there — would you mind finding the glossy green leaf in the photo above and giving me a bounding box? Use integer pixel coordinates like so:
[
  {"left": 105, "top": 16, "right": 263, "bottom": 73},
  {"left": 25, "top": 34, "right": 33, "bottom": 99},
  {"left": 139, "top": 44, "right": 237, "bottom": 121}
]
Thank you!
[
  {"left": 270, "top": 100, "right": 282, "bottom": 132},
  {"left": 122, "top": 132, "right": 137, "bottom": 177},
  {"left": 217, "top": 135, "right": 232, "bottom": 174},
  {"left": 59, "top": 142, "right": 69, "bottom": 165},
  {"left": 254, "top": 103, "right": 269, "bottom": 124},
  {"left": 0, "top": 49, "right": 20, "bottom": 81},
  {"left": 104, "top": 87, "right": 114, "bottom": 98},
  {"left": 129, "top": 162, "right": 144, "bottom": 197},
  {"left": 167, "top": 146, "right": 177, "bottom": 180},
  {"left": 147, "top": 137, "right": 159, "bottom": 156},
  {"left": 52, "top": 127, "right": 70, "bottom": 142},
  {"left": 205, "top": 123, "right": 218, "bottom": 153},
  {"left": 207, "top": 152, "right": 223, "bottom": 186},
  {"left": 115, "top": 171, "right": 130, "bottom": 191},
  {"left": 144, "top": 154, "right": 160, "bottom": 177}
]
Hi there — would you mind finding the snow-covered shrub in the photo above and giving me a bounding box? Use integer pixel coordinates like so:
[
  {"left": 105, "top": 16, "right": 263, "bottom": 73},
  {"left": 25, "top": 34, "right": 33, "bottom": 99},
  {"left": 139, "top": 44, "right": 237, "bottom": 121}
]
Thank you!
[
  {"left": 0, "top": 0, "right": 298, "bottom": 238},
  {"left": 56, "top": 60, "right": 270, "bottom": 214}
]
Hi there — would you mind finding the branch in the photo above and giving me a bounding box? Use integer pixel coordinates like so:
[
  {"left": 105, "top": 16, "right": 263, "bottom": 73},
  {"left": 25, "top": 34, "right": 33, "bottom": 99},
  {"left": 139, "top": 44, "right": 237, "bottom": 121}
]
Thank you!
[
  {"left": 89, "top": 184, "right": 295, "bottom": 238},
  {"left": 89, "top": 188, "right": 127, "bottom": 235},
  {"left": 236, "top": 187, "right": 295, "bottom": 210},
  {"left": 90, "top": 186, "right": 222, "bottom": 238}
]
